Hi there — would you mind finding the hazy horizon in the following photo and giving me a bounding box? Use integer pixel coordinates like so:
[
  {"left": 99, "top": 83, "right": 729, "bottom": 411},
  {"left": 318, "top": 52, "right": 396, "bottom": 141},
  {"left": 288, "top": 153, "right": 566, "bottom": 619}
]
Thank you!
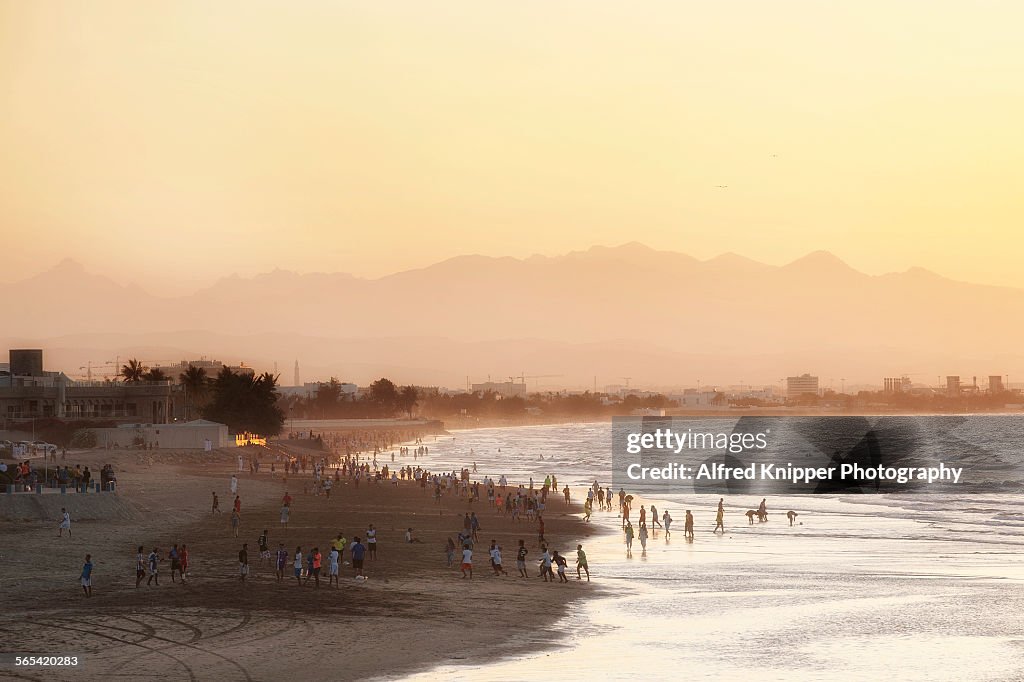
[{"left": 4, "top": 1, "right": 1024, "bottom": 293}]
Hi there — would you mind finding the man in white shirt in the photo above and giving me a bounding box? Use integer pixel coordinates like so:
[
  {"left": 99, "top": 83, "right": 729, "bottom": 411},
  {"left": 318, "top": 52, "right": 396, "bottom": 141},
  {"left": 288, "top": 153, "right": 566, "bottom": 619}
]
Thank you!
[{"left": 489, "top": 544, "right": 507, "bottom": 576}]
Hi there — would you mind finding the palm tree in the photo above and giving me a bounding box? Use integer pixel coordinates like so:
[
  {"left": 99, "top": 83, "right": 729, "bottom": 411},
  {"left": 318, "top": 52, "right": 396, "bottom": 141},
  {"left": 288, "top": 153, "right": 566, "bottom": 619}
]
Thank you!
[
  {"left": 121, "top": 358, "right": 146, "bottom": 383},
  {"left": 143, "top": 368, "right": 168, "bottom": 383},
  {"left": 179, "top": 365, "right": 208, "bottom": 421}
]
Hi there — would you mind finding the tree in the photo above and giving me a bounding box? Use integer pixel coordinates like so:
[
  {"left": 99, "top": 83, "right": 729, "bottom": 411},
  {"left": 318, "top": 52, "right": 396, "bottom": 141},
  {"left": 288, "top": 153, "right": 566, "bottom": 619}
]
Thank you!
[
  {"left": 179, "top": 365, "right": 209, "bottom": 421},
  {"left": 314, "top": 378, "right": 344, "bottom": 417},
  {"left": 121, "top": 358, "right": 146, "bottom": 383},
  {"left": 369, "top": 378, "right": 400, "bottom": 415},
  {"left": 143, "top": 368, "right": 168, "bottom": 383},
  {"left": 398, "top": 385, "right": 419, "bottom": 418},
  {"left": 202, "top": 368, "right": 285, "bottom": 436}
]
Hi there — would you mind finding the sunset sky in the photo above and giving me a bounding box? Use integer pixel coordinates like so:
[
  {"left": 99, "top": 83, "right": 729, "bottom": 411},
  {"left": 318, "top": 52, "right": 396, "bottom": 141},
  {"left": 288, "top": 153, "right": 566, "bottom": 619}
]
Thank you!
[{"left": 2, "top": 1, "right": 1022, "bottom": 294}]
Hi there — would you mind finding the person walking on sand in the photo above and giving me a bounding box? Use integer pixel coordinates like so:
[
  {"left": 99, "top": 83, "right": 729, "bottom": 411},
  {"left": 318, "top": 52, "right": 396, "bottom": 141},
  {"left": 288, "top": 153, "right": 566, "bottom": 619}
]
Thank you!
[
  {"left": 445, "top": 537, "right": 456, "bottom": 567},
  {"left": 230, "top": 474, "right": 238, "bottom": 495},
  {"left": 685, "top": 510, "right": 694, "bottom": 540},
  {"left": 651, "top": 504, "right": 662, "bottom": 529},
  {"left": 714, "top": 506, "right": 725, "bottom": 534},
  {"left": 576, "top": 544, "right": 590, "bottom": 582},
  {"left": 624, "top": 521, "right": 634, "bottom": 553},
  {"left": 234, "top": 495, "right": 241, "bottom": 514},
  {"left": 258, "top": 530, "right": 271, "bottom": 568},
  {"left": 147, "top": 547, "right": 161, "bottom": 586},
  {"left": 136, "top": 546, "right": 146, "bottom": 588},
  {"left": 664, "top": 510, "right": 673, "bottom": 537},
  {"left": 59, "top": 507, "right": 71, "bottom": 537},
  {"left": 275, "top": 543, "right": 288, "bottom": 582},
  {"left": 212, "top": 492, "right": 221, "bottom": 514},
  {"left": 328, "top": 546, "right": 340, "bottom": 587},
  {"left": 310, "top": 547, "right": 322, "bottom": 588},
  {"left": 230, "top": 508, "right": 240, "bottom": 537},
  {"left": 516, "top": 540, "right": 529, "bottom": 578},
  {"left": 239, "top": 544, "right": 249, "bottom": 582},
  {"left": 639, "top": 505, "right": 647, "bottom": 527},
  {"left": 169, "top": 544, "right": 182, "bottom": 582},
  {"left": 537, "top": 515, "right": 546, "bottom": 544},
  {"left": 461, "top": 544, "right": 473, "bottom": 579},
  {"left": 758, "top": 498, "right": 768, "bottom": 522},
  {"left": 80, "top": 554, "right": 93, "bottom": 598},
  {"left": 280, "top": 504, "right": 290, "bottom": 533},
  {"left": 179, "top": 544, "right": 189, "bottom": 583},
  {"left": 350, "top": 537, "right": 366, "bottom": 578},
  {"left": 293, "top": 546, "right": 303, "bottom": 584},
  {"left": 638, "top": 522, "right": 648, "bottom": 552},
  {"left": 366, "top": 524, "right": 377, "bottom": 560}
]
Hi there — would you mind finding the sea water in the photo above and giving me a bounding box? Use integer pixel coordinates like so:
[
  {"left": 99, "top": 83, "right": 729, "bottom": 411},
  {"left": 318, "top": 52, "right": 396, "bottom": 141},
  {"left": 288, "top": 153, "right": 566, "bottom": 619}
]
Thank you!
[{"left": 402, "top": 419, "right": 1024, "bottom": 682}]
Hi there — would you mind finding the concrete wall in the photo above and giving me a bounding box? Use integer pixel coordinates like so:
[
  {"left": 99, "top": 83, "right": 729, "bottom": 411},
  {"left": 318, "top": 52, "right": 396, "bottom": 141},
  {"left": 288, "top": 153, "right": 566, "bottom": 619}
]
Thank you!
[{"left": 90, "top": 421, "right": 231, "bottom": 450}]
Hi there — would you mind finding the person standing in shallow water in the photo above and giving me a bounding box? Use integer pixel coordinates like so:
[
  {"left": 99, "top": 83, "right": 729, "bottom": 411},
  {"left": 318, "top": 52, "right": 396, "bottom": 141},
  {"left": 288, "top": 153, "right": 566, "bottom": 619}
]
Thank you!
[
  {"left": 714, "top": 506, "right": 725, "bottom": 534},
  {"left": 685, "top": 510, "right": 694, "bottom": 540}
]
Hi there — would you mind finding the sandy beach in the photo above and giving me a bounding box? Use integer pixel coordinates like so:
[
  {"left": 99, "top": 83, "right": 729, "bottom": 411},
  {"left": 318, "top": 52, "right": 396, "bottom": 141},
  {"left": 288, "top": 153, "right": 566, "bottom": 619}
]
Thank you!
[{"left": 0, "top": 443, "right": 598, "bottom": 681}]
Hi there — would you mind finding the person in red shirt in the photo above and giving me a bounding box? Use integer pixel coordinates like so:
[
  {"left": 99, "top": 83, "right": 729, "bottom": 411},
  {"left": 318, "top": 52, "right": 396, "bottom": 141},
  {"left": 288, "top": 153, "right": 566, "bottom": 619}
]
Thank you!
[
  {"left": 282, "top": 492, "right": 292, "bottom": 507},
  {"left": 234, "top": 496, "right": 241, "bottom": 514},
  {"left": 311, "top": 548, "right": 322, "bottom": 588}
]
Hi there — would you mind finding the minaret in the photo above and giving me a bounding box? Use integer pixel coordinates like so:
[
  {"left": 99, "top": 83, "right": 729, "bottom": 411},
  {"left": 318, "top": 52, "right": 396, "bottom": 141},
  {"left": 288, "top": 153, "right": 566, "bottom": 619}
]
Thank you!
[{"left": 294, "top": 360, "right": 300, "bottom": 387}]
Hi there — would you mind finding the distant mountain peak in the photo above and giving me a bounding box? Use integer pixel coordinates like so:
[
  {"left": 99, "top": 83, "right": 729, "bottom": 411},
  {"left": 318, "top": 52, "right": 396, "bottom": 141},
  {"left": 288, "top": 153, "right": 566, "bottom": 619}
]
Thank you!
[{"left": 782, "top": 250, "right": 858, "bottom": 273}]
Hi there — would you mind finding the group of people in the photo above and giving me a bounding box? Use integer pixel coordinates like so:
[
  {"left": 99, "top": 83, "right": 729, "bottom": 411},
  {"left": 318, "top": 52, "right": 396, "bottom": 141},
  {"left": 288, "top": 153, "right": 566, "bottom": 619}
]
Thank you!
[{"left": 451, "top": 535, "right": 591, "bottom": 583}]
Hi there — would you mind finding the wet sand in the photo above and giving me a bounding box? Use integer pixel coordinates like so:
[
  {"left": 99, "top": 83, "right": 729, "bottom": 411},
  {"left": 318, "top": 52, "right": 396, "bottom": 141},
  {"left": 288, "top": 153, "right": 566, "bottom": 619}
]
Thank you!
[{"left": 0, "top": 446, "right": 598, "bottom": 681}]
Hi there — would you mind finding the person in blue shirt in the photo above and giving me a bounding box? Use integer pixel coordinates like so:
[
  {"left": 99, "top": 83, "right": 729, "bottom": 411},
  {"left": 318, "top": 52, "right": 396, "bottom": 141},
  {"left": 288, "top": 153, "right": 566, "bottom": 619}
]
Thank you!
[
  {"left": 350, "top": 537, "right": 366, "bottom": 577},
  {"left": 80, "top": 554, "right": 93, "bottom": 598}
]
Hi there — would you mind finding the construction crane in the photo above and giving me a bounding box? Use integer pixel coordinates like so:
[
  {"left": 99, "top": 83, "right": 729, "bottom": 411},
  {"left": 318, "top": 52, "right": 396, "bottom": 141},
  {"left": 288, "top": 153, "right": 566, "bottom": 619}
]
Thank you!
[{"left": 508, "top": 373, "right": 564, "bottom": 393}]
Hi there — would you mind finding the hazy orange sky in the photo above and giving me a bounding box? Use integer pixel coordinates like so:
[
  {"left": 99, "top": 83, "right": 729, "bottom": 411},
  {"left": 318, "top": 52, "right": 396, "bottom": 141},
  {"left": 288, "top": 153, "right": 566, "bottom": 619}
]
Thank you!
[{"left": 2, "top": 1, "right": 1022, "bottom": 294}]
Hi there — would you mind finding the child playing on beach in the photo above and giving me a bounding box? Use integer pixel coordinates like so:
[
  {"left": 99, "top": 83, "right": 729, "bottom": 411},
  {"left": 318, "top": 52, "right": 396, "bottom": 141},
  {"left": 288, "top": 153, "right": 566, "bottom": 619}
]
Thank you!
[
  {"left": 516, "top": 540, "right": 529, "bottom": 577},
  {"left": 59, "top": 508, "right": 71, "bottom": 537}
]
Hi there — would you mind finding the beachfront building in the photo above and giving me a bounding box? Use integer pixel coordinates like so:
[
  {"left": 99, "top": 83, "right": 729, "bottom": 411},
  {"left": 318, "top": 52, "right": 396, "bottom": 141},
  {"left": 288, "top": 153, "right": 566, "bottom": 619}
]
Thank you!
[
  {"left": 786, "top": 374, "right": 819, "bottom": 398},
  {"left": 0, "top": 349, "right": 182, "bottom": 423}
]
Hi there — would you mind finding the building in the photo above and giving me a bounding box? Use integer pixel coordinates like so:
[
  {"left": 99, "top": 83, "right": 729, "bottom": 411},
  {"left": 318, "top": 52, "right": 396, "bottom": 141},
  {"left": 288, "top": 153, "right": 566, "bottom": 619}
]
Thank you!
[
  {"left": 1, "top": 349, "right": 181, "bottom": 423},
  {"left": 946, "top": 376, "right": 961, "bottom": 397},
  {"left": 786, "top": 374, "right": 819, "bottom": 398},
  {"left": 89, "top": 419, "right": 231, "bottom": 449},
  {"left": 883, "top": 377, "right": 912, "bottom": 393},
  {"left": 471, "top": 381, "right": 526, "bottom": 398},
  {"left": 990, "top": 375, "right": 1005, "bottom": 393},
  {"left": 151, "top": 358, "right": 254, "bottom": 379}
]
